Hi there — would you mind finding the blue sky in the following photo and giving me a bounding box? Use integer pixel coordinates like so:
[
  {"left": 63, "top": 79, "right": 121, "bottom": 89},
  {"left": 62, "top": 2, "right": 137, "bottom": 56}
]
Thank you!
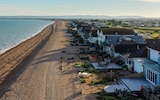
[{"left": 0, "top": 0, "right": 160, "bottom": 17}]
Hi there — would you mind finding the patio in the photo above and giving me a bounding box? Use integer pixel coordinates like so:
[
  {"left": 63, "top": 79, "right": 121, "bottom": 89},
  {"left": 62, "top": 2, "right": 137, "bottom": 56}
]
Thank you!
[{"left": 91, "top": 63, "right": 122, "bottom": 70}]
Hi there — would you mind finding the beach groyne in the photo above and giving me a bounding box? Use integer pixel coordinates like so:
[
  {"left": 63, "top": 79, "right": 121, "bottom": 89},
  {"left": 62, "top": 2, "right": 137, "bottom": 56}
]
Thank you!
[{"left": 0, "top": 22, "right": 55, "bottom": 84}]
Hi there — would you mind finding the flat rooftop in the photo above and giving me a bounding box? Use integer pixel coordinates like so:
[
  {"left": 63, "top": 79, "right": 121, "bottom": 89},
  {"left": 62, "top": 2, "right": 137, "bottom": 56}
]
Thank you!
[
  {"left": 134, "top": 58, "right": 160, "bottom": 73},
  {"left": 91, "top": 63, "right": 122, "bottom": 70},
  {"left": 119, "top": 78, "right": 152, "bottom": 92}
]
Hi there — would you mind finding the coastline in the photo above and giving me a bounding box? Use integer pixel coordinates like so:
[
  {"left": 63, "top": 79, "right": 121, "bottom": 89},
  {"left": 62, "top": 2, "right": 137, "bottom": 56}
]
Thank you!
[
  {"left": 0, "top": 21, "right": 54, "bottom": 54},
  {"left": 0, "top": 20, "right": 83, "bottom": 100},
  {"left": 0, "top": 22, "right": 55, "bottom": 84}
]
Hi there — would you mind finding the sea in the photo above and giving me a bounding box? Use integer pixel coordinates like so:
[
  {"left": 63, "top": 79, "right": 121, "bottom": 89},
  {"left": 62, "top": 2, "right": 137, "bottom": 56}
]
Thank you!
[{"left": 0, "top": 19, "right": 53, "bottom": 53}]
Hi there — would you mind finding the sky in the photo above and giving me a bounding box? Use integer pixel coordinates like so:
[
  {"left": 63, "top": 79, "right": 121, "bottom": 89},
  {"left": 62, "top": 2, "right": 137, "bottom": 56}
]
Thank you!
[{"left": 0, "top": 0, "right": 160, "bottom": 18}]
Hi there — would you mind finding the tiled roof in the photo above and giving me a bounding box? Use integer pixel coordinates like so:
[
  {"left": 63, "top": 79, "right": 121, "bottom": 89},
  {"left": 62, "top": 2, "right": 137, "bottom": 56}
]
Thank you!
[
  {"left": 91, "top": 30, "right": 98, "bottom": 37},
  {"left": 122, "top": 46, "right": 147, "bottom": 58},
  {"left": 80, "top": 23, "right": 90, "bottom": 27},
  {"left": 101, "top": 28, "right": 134, "bottom": 35},
  {"left": 119, "top": 41, "right": 138, "bottom": 44},
  {"left": 114, "top": 44, "right": 146, "bottom": 54},
  {"left": 148, "top": 43, "right": 160, "bottom": 51},
  {"left": 82, "top": 26, "right": 91, "bottom": 33},
  {"left": 146, "top": 39, "right": 160, "bottom": 51},
  {"left": 145, "top": 39, "right": 160, "bottom": 45},
  {"left": 106, "top": 36, "right": 145, "bottom": 46}
]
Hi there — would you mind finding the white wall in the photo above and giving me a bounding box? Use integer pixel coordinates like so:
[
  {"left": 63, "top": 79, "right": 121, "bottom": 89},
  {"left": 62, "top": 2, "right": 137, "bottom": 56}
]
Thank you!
[
  {"left": 114, "top": 53, "right": 120, "bottom": 57},
  {"left": 133, "top": 59, "right": 144, "bottom": 73},
  {"left": 97, "top": 31, "right": 101, "bottom": 45},
  {"left": 98, "top": 31, "right": 106, "bottom": 46},
  {"left": 149, "top": 48, "right": 160, "bottom": 63}
]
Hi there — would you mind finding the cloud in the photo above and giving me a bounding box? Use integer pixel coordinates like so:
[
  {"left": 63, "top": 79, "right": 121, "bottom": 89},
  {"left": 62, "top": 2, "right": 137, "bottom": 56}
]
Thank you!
[{"left": 140, "top": 0, "right": 160, "bottom": 2}]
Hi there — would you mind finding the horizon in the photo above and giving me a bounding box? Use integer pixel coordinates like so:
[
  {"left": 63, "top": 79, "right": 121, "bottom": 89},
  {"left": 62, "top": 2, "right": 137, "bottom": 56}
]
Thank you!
[
  {"left": 0, "top": 15, "right": 160, "bottom": 19},
  {"left": 0, "top": 0, "right": 160, "bottom": 18}
]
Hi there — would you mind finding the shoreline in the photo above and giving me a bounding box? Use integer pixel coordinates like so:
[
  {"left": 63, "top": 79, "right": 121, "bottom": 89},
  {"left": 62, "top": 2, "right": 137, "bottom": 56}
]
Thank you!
[
  {"left": 0, "top": 22, "right": 55, "bottom": 84},
  {"left": 0, "top": 20, "right": 83, "bottom": 100},
  {"left": 0, "top": 21, "right": 54, "bottom": 54}
]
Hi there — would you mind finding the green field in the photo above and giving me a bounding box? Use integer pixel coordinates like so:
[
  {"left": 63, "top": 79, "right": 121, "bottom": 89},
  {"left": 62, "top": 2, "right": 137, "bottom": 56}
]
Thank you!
[
  {"left": 110, "top": 25, "right": 160, "bottom": 38},
  {"left": 133, "top": 27, "right": 160, "bottom": 33}
]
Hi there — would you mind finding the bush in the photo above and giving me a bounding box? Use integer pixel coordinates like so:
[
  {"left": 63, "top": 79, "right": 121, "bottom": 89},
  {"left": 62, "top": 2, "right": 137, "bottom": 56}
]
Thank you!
[
  {"left": 91, "top": 79, "right": 103, "bottom": 84},
  {"left": 105, "top": 96, "right": 116, "bottom": 100},
  {"left": 80, "top": 68, "right": 90, "bottom": 72},
  {"left": 80, "top": 78, "right": 86, "bottom": 83},
  {"left": 96, "top": 90, "right": 117, "bottom": 100},
  {"left": 83, "top": 63, "right": 91, "bottom": 68}
]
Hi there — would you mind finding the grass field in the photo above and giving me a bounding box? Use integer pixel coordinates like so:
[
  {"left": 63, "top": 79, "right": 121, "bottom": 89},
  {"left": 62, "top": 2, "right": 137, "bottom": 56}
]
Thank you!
[
  {"left": 110, "top": 25, "right": 160, "bottom": 39},
  {"left": 133, "top": 27, "right": 160, "bottom": 33}
]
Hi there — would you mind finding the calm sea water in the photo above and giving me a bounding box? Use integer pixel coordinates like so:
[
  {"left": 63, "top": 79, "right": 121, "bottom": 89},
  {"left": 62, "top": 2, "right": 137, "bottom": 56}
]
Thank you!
[{"left": 0, "top": 19, "right": 53, "bottom": 52}]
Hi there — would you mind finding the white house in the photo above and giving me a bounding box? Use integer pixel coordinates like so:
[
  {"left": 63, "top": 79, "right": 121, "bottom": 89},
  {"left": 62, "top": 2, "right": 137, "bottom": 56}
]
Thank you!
[
  {"left": 133, "top": 42, "right": 160, "bottom": 85},
  {"left": 88, "top": 29, "right": 98, "bottom": 43},
  {"left": 97, "top": 28, "right": 136, "bottom": 52},
  {"left": 112, "top": 43, "right": 147, "bottom": 69},
  {"left": 133, "top": 58, "right": 146, "bottom": 73}
]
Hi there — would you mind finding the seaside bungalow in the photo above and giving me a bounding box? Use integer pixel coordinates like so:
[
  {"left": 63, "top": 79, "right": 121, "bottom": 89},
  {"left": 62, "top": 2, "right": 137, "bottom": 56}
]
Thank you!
[
  {"left": 106, "top": 35, "right": 145, "bottom": 56},
  {"left": 133, "top": 39, "right": 160, "bottom": 73},
  {"left": 97, "top": 28, "right": 137, "bottom": 52},
  {"left": 76, "top": 23, "right": 89, "bottom": 35},
  {"left": 133, "top": 40, "right": 160, "bottom": 85},
  {"left": 77, "top": 23, "right": 92, "bottom": 45},
  {"left": 111, "top": 43, "right": 147, "bottom": 70}
]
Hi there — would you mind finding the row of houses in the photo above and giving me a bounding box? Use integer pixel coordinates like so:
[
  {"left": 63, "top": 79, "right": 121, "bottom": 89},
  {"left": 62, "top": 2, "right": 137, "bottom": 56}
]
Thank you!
[{"left": 71, "top": 21, "right": 160, "bottom": 87}]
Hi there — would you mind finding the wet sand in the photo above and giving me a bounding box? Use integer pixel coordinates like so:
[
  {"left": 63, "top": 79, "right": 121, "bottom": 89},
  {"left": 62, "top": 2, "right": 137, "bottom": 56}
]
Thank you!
[{"left": 0, "top": 21, "right": 82, "bottom": 100}]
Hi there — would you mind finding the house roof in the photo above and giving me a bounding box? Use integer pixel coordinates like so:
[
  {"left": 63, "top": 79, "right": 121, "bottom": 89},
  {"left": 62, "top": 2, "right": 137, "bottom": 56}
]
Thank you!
[
  {"left": 114, "top": 44, "right": 146, "bottom": 54},
  {"left": 101, "top": 28, "right": 135, "bottom": 35},
  {"left": 122, "top": 46, "right": 147, "bottom": 58},
  {"left": 148, "top": 43, "right": 160, "bottom": 51},
  {"left": 82, "top": 26, "right": 91, "bottom": 33},
  {"left": 80, "top": 23, "right": 90, "bottom": 27},
  {"left": 145, "top": 39, "right": 160, "bottom": 45},
  {"left": 119, "top": 41, "right": 138, "bottom": 45},
  {"left": 91, "top": 30, "right": 98, "bottom": 37},
  {"left": 106, "top": 36, "right": 145, "bottom": 46},
  {"left": 145, "top": 39, "right": 160, "bottom": 51}
]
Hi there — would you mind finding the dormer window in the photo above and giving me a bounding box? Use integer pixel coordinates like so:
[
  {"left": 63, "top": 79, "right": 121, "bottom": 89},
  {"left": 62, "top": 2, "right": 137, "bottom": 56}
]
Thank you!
[
  {"left": 120, "top": 37, "right": 133, "bottom": 41},
  {"left": 138, "top": 38, "right": 141, "bottom": 41}
]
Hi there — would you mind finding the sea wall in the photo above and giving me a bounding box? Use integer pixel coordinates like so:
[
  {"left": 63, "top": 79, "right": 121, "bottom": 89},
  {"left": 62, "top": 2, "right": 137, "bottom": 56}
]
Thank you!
[{"left": 0, "top": 22, "right": 55, "bottom": 84}]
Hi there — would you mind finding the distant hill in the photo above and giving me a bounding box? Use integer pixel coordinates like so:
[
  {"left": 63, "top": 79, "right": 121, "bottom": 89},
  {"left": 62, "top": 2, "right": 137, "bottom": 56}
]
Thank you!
[{"left": 0, "top": 15, "right": 159, "bottom": 20}]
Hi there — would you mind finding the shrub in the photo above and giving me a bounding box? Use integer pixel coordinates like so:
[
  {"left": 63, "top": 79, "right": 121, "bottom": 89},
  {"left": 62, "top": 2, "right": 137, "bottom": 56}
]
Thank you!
[
  {"left": 96, "top": 90, "right": 117, "bottom": 100},
  {"left": 80, "top": 78, "right": 86, "bottom": 83},
  {"left": 91, "top": 79, "right": 102, "bottom": 84},
  {"left": 80, "top": 68, "right": 89, "bottom": 72}
]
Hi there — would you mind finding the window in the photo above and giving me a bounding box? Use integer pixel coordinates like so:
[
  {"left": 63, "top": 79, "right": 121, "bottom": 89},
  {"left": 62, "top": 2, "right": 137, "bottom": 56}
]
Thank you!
[
  {"left": 138, "top": 38, "right": 141, "bottom": 41},
  {"left": 128, "top": 60, "right": 132, "bottom": 64},
  {"left": 146, "top": 68, "right": 157, "bottom": 85},
  {"left": 155, "top": 74, "right": 157, "bottom": 84}
]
